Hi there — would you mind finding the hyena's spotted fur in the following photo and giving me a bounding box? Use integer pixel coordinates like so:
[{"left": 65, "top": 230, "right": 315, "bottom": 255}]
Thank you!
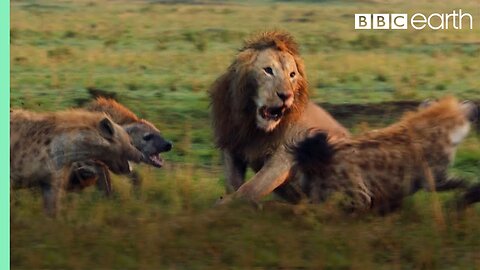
[
  {"left": 294, "top": 97, "right": 477, "bottom": 214},
  {"left": 70, "top": 98, "right": 172, "bottom": 194},
  {"left": 10, "top": 109, "right": 142, "bottom": 216}
]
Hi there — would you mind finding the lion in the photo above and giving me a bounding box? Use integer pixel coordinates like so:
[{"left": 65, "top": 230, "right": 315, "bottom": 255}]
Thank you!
[
  {"left": 10, "top": 109, "right": 143, "bottom": 216},
  {"left": 210, "top": 31, "right": 349, "bottom": 203},
  {"left": 293, "top": 97, "right": 477, "bottom": 213}
]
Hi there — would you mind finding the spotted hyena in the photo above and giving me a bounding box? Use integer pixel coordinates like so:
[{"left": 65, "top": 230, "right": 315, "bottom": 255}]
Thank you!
[
  {"left": 69, "top": 97, "right": 172, "bottom": 194},
  {"left": 10, "top": 109, "right": 143, "bottom": 216},
  {"left": 294, "top": 97, "right": 477, "bottom": 213}
]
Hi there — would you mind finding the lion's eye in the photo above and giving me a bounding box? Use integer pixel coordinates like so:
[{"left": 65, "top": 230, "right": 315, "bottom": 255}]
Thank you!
[
  {"left": 290, "top": 72, "right": 296, "bottom": 78},
  {"left": 264, "top": 67, "right": 273, "bottom": 75}
]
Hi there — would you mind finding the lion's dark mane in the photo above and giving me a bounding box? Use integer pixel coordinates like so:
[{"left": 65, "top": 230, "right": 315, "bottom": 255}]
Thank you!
[{"left": 210, "top": 31, "right": 309, "bottom": 154}]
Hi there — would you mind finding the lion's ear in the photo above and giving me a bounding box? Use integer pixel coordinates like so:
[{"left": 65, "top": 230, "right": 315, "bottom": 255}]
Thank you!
[
  {"left": 293, "top": 55, "right": 306, "bottom": 80},
  {"left": 235, "top": 50, "right": 256, "bottom": 69}
]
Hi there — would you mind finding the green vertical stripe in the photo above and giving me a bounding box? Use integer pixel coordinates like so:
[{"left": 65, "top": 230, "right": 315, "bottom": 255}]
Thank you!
[{"left": 1, "top": 0, "right": 10, "bottom": 268}]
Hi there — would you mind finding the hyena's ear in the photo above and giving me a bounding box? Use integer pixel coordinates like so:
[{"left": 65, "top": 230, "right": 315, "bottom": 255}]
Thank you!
[
  {"left": 98, "top": 117, "right": 115, "bottom": 140},
  {"left": 461, "top": 100, "right": 478, "bottom": 122},
  {"left": 418, "top": 99, "right": 436, "bottom": 109}
]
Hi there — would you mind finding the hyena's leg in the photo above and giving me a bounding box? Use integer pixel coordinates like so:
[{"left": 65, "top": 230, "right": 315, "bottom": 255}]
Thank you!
[
  {"left": 422, "top": 168, "right": 468, "bottom": 192},
  {"left": 41, "top": 184, "right": 58, "bottom": 217},
  {"left": 434, "top": 173, "right": 469, "bottom": 192},
  {"left": 128, "top": 170, "right": 142, "bottom": 193},
  {"left": 341, "top": 172, "right": 372, "bottom": 212},
  {"left": 42, "top": 169, "right": 68, "bottom": 217},
  {"left": 69, "top": 161, "right": 112, "bottom": 196},
  {"left": 342, "top": 188, "right": 372, "bottom": 212},
  {"left": 455, "top": 183, "right": 480, "bottom": 210},
  {"left": 68, "top": 161, "right": 99, "bottom": 191},
  {"left": 274, "top": 180, "right": 306, "bottom": 204},
  {"left": 94, "top": 164, "right": 112, "bottom": 196}
]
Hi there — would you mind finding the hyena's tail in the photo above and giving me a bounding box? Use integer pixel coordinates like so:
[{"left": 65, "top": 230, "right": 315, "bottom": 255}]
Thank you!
[
  {"left": 293, "top": 133, "right": 334, "bottom": 174},
  {"left": 456, "top": 183, "right": 480, "bottom": 210}
]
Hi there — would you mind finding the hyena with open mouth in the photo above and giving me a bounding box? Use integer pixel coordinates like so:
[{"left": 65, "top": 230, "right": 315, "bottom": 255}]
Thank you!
[
  {"left": 10, "top": 109, "right": 143, "bottom": 216},
  {"left": 69, "top": 97, "right": 172, "bottom": 195}
]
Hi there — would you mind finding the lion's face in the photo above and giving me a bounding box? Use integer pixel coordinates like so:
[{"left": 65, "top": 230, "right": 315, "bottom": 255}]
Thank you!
[
  {"left": 251, "top": 48, "right": 303, "bottom": 132},
  {"left": 210, "top": 31, "right": 310, "bottom": 150}
]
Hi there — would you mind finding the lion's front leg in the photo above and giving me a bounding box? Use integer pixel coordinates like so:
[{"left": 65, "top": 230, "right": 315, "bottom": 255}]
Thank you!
[
  {"left": 234, "top": 149, "right": 292, "bottom": 202},
  {"left": 224, "top": 150, "right": 247, "bottom": 193}
]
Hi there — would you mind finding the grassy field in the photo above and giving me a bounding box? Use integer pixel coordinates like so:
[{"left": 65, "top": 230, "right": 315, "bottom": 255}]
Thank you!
[{"left": 10, "top": 0, "right": 480, "bottom": 269}]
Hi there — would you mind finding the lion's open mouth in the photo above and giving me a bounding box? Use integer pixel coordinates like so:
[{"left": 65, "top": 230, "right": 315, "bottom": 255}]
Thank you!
[
  {"left": 259, "top": 106, "right": 286, "bottom": 121},
  {"left": 145, "top": 153, "right": 164, "bottom": 168}
]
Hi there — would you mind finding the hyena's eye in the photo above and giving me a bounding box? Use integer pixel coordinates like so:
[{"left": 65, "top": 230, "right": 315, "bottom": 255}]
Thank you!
[
  {"left": 143, "top": 133, "right": 154, "bottom": 141},
  {"left": 263, "top": 67, "right": 273, "bottom": 75}
]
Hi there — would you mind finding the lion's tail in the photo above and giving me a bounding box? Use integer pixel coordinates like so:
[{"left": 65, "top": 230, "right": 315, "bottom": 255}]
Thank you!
[{"left": 293, "top": 133, "right": 334, "bottom": 174}]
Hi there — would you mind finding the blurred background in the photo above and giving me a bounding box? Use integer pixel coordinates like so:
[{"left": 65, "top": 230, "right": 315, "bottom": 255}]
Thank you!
[{"left": 11, "top": 0, "right": 480, "bottom": 269}]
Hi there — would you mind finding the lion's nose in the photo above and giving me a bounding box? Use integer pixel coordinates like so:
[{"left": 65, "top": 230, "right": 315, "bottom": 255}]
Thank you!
[{"left": 277, "top": 91, "right": 293, "bottom": 102}]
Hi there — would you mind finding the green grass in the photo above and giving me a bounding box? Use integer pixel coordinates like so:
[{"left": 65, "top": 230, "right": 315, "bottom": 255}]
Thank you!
[{"left": 10, "top": 0, "right": 480, "bottom": 269}]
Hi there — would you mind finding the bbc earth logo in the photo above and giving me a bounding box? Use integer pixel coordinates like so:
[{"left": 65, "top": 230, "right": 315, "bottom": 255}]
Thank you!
[{"left": 355, "top": 10, "right": 473, "bottom": 30}]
